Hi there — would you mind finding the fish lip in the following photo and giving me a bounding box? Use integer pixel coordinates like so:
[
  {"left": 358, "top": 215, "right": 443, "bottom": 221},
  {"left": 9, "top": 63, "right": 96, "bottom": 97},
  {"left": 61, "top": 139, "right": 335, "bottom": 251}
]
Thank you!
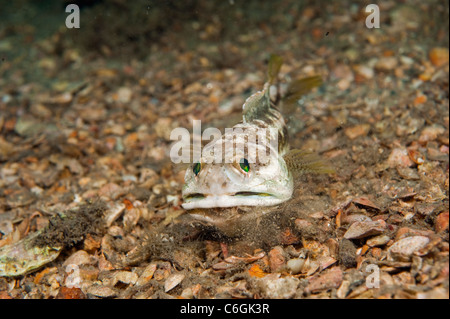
[
  {"left": 183, "top": 193, "right": 206, "bottom": 201},
  {"left": 181, "top": 192, "right": 283, "bottom": 210},
  {"left": 183, "top": 191, "right": 275, "bottom": 202},
  {"left": 233, "top": 191, "right": 274, "bottom": 197}
]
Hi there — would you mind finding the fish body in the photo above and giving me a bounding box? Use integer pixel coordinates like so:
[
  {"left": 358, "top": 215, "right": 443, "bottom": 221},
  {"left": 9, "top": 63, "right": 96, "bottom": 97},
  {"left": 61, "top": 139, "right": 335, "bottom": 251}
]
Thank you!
[
  {"left": 181, "top": 56, "right": 330, "bottom": 229},
  {"left": 182, "top": 84, "right": 292, "bottom": 210}
]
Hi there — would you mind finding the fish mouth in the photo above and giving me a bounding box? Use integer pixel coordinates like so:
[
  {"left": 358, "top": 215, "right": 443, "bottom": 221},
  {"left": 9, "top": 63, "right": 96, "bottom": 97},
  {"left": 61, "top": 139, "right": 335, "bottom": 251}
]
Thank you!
[
  {"left": 183, "top": 193, "right": 206, "bottom": 200},
  {"left": 182, "top": 191, "right": 282, "bottom": 209},
  {"left": 233, "top": 191, "right": 274, "bottom": 197},
  {"left": 183, "top": 191, "right": 274, "bottom": 201}
]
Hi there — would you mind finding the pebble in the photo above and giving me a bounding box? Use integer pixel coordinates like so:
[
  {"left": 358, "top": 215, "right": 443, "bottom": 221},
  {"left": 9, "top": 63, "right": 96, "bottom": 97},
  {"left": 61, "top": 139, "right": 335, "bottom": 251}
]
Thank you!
[
  {"left": 419, "top": 125, "right": 446, "bottom": 143},
  {"left": 341, "top": 214, "right": 371, "bottom": 225},
  {"left": 395, "top": 227, "right": 434, "bottom": 241},
  {"left": 417, "top": 287, "right": 449, "bottom": 299},
  {"left": 366, "top": 235, "right": 391, "bottom": 247},
  {"left": 338, "top": 239, "right": 357, "bottom": 268},
  {"left": 111, "top": 271, "right": 138, "bottom": 286},
  {"left": 56, "top": 287, "right": 86, "bottom": 299},
  {"left": 136, "top": 263, "right": 157, "bottom": 286},
  {"left": 354, "top": 64, "right": 374, "bottom": 80},
  {"left": 268, "top": 246, "right": 286, "bottom": 272},
  {"left": 105, "top": 202, "right": 126, "bottom": 227},
  {"left": 429, "top": 47, "right": 449, "bottom": 67},
  {"left": 257, "top": 274, "right": 299, "bottom": 299},
  {"left": 30, "top": 103, "right": 52, "bottom": 118},
  {"left": 154, "top": 117, "right": 177, "bottom": 141},
  {"left": 343, "top": 220, "right": 386, "bottom": 239},
  {"left": 304, "top": 267, "right": 343, "bottom": 294},
  {"left": 388, "top": 236, "right": 430, "bottom": 261},
  {"left": 387, "top": 148, "right": 415, "bottom": 168},
  {"left": 294, "top": 218, "right": 313, "bottom": 230},
  {"left": 435, "top": 212, "right": 449, "bottom": 233},
  {"left": 62, "top": 250, "right": 93, "bottom": 267},
  {"left": 0, "top": 220, "right": 13, "bottom": 236},
  {"left": 86, "top": 285, "right": 117, "bottom": 298},
  {"left": 344, "top": 124, "right": 370, "bottom": 140},
  {"left": 396, "top": 167, "right": 420, "bottom": 180},
  {"left": 375, "top": 57, "right": 398, "bottom": 71},
  {"left": 399, "top": 55, "right": 414, "bottom": 65},
  {"left": 286, "top": 258, "right": 306, "bottom": 275},
  {"left": 117, "top": 87, "right": 133, "bottom": 103},
  {"left": 164, "top": 273, "right": 185, "bottom": 292},
  {"left": 390, "top": 5, "right": 421, "bottom": 30}
]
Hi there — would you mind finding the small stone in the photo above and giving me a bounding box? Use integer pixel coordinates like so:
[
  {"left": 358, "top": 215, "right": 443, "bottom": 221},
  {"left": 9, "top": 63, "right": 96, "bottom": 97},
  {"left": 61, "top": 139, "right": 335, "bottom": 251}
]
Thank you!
[
  {"left": 395, "top": 227, "right": 434, "bottom": 241},
  {"left": 136, "top": 263, "right": 157, "bottom": 286},
  {"left": 105, "top": 202, "right": 126, "bottom": 227},
  {"left": 257, "top": 274, "right": 299, "bottom": 299},
  {"left": 331, "top": 64, "right": 354, "bottom": 81},
  {"left": 354, "top": 65, "right": 374, "bottom": 79},
  {"left": 337, "top": 78, "right": 352, "bottom": 91},
  {"left": 353, "top": 197, "right": 381, "bottom": 210},
  {"left": 366, "top": 235, "right": 391, "bottom": 247},
  {"left": 14, "top": 117, "right": 47, "bottom": 137},
  {"left": 112, "top": 271, "right": 138, "bottom": 286},
  {"left": 294, "top": 218, "right": 313, "bottom": 230},
  {"left": 164, "top": 273, "right": 185, "bottom": 292},
  {"left": 375, "top": 57, "right": 398, "bottom": 71},
  {"left": 154, "top": 117, "right": 177, "bottom": 141},
  {"left": 180, "top": 287, "right": 194, "bottom": 299},
  {"left": 400, "top": 56, "right": 414, "bottom": 65},
  {"left": 56, "top": 287, "right": 86, "bottom": 299},
  {"left": 117, "top": 87, "right": 133, "bottom": 103},
  {"left": 429, "top": 47, "right": 449, "bottom": 67},
  {"left": 305, "top": 267, "right": 343, "bottom": 294},
  {"left": 336, "top": 280, "right": 351, "bottom": 299},
  {"left": 268, "top": 246, "right": 286, "bottom": 272},
  {"left": 396, "top": 167, "right": 420, "bottom": 180},
  {"left": 30, "top": 103, "right": 52, "bottom": 118},
  {"left": 343, "top": 220, "right": 386, "bottom": 239},
  {"left": 286, "top": 258, "right": 306, "bottom": 275},
  {"left": 419, "top": 125, "right": 446, "bottom": 143},
  {"left": 388, "top": 236, "right": 430, "bottom": 261},
  {"left": 387, "top": 148, "right": 415, "bottom": 168},
  {"left": 435, "top": 212, "right": 449, "bottom": 233},
  {"left": 341, "top": 214, "right": 371, "bottom": 225},
  {"left": 390, "top": 5, "right": 421, "bottom": 30},
  {"left": 63, "top": 250, "right": 93, "bottom": 267},
  {"left": 86, "top": 285, "right": 117, "bottom": 298},
  {"left": 344, "top": 124, "right": 370, "bottom": 140},
  {"left": 338, "top": 239, "right": 357, "bottom": 268},
  {"left": 417, "top": 287, "right": 449, "bottom": 299}
]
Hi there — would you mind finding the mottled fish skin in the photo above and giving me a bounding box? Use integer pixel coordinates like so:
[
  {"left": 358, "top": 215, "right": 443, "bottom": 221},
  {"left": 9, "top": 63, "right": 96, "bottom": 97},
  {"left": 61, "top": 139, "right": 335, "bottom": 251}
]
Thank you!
[{"left": 182, "top": 82, "right": 293, "bottom": 210}]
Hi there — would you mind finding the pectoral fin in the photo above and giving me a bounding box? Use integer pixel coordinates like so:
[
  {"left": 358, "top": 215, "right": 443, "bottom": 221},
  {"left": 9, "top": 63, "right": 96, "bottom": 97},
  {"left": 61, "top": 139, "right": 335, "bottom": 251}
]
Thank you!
[{"left": 283, "top": 149, "right": 335, "bottom": 177}]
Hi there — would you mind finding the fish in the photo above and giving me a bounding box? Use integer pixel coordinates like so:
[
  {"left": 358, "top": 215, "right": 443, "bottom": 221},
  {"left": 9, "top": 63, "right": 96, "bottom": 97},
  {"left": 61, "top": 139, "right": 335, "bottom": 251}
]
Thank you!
[{"left": 181, "top": 55, "right": 333, "bottom": 232}]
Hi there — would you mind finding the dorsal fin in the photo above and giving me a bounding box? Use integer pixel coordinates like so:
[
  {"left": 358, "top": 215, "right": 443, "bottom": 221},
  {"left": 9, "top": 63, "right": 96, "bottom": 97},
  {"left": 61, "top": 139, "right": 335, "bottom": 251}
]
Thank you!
[
  {"left": 267, "top": 54, "right": 283, "bottom": 85},
  {"left": 243, "top": 54, "right": 283, "bottom": 123},
  {"left": 242, "top": 89, "right": 271, "bottom": 123}
]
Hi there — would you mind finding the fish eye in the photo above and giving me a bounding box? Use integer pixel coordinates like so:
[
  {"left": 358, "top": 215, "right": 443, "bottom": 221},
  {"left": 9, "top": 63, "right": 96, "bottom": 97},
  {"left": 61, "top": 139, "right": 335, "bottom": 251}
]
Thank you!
[
  {"left": 239, "top": 158, "right": 250, "bottom": 173},
  {"left": 193, "top": 162, "right": 201, "bottom": 176}
]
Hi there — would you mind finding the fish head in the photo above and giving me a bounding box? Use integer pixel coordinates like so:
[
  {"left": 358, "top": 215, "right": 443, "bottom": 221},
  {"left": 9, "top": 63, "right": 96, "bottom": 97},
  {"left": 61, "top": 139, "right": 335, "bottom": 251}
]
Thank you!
[{"left": 182, "top": 125, "right": 293, "bottom": 209}]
